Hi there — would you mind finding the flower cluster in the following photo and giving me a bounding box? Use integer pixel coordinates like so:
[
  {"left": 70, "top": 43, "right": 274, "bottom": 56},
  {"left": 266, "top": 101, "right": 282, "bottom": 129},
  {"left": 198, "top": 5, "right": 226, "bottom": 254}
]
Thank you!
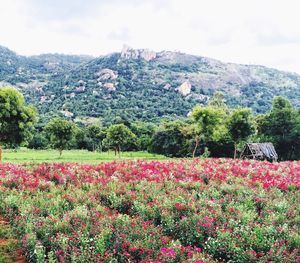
[{"left": 0, "top": 159, "right": 299, "bottom": 262}]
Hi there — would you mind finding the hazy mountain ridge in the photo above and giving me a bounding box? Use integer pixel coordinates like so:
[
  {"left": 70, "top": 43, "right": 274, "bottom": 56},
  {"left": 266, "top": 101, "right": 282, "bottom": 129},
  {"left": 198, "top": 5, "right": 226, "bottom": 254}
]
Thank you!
[
  {"left": 0, "top": 45, "right": 92, "bottom": 83},
  {"left": 0, "top": 45, "right": 300, "bottom": 124}
]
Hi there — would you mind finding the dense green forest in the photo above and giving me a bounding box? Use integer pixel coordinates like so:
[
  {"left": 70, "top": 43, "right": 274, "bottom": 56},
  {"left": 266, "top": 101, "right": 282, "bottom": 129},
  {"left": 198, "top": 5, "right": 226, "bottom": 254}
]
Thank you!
[
  {"left": 1, "top": 87, "right": 297, "bottom": 161},
  {"left": 30, "top": 94, "right": 300, "bottom": 160}
]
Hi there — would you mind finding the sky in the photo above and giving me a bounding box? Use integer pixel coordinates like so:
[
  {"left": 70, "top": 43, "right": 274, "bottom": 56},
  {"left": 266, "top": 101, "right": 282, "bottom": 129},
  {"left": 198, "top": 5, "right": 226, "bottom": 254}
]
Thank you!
[{"left": 1, "top": 0, "right": 300, "bottom": 73}]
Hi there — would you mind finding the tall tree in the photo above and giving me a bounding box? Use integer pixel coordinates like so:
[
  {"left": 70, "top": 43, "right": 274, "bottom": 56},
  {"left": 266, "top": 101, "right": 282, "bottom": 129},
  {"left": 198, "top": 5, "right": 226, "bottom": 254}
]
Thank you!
[
  {"left": 86, "top": 124, "right": 106, "bottom": 152},
  {"left": 45, "top": 118, "right": 77, "bottom": 156},
  {"left": 130, "top": 122, "right": 156, "bottom": 151},
  {"left": 150, "top": 121, "right": 189, "bottom": 157},
  {"left": 105, "top": 124, "right": 136, "bottom": 157},
  {"left": 227, "top": 108, "right": 255, "bottom": 158},
  {"left": 191, "top": 105, "right": 226, "bottom": 153},
  {"left": 292, "top": 110, "right": 300, "bottom": 159},
  {"left": 181, "top": 123, "right": 202, "bottom": 158},
  {"left": 257, "top": 96, "right": 298, "bottom": 160},
  {"left": 0, "top": 87, "right": 37, "bottom": 161}
]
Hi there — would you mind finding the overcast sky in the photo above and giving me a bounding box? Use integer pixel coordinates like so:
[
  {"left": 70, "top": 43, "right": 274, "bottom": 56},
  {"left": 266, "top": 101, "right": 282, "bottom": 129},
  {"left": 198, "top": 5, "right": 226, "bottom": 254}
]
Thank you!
[{"left": 1, "top": 0, "right": 300, "bottom": 73}]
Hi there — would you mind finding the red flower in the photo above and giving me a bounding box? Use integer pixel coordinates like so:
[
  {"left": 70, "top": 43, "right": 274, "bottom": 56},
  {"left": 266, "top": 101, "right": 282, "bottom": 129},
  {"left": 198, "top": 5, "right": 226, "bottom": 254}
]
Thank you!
[{"left": 175, "top": 203, "right": 184, "bottom": 210}]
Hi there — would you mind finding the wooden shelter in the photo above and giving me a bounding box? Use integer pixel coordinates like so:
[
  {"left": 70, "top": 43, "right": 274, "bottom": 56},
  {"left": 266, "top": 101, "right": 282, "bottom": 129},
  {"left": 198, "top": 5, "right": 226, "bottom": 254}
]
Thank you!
[{"left": 240, "top": 143, "right": 278, "bottom": 162}]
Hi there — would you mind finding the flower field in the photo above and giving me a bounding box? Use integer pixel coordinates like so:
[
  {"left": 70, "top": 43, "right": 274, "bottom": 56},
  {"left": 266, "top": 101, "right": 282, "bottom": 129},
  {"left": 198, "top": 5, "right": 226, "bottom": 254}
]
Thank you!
[{"left": 0, "top": 159, "right": 299, "bottom": 262}]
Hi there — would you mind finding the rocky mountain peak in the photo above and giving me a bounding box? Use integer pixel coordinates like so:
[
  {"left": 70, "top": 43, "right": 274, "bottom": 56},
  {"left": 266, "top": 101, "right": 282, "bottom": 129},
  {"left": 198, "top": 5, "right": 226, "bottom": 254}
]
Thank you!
[{"left": 120, "top": 45, "right": 156, "bottom": 61}]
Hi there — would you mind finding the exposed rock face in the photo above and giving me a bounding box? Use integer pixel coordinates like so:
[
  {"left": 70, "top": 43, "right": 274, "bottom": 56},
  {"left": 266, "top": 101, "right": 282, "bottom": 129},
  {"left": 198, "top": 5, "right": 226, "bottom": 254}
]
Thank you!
[
  {"left": 177, "top": 81, "right": 191, "bottom": 96},
  {"left": 40, "top": 96, "right": 47, "bottom": 103},
  {"left": 75, "top": 86, "right": 85, "bottom": 93},
  {"left": 16, "top": 80, "right": 45, "bottom": 93},
  {"left": 96, "top": 68, "right": 118, "bottom": 81},
  {"left": 103, "top": 83, "right": 116, "bottom": 91},
  {"left": 140, "top": 49, "right": 156, "bottom": 61},
  {"left": 120, "top": 45, "right": 156, "bottom": 61},
  {"left": 60, "top": 110, "right": 74, "bottom": 118},
  {"left": 92, "top": 90, "right": 99, "bottom": 96},
  {"left": 121, "top": 45, "right": 139, "bottom": 59},
  {"left": 78, "top": 80, "right": 85, "bottom": 86},
  {"left": 163, "top": 83, "right": 172, "bottom": 90},
  {"left": 75, "top": 80, "right": 86, "bottom": 93}
]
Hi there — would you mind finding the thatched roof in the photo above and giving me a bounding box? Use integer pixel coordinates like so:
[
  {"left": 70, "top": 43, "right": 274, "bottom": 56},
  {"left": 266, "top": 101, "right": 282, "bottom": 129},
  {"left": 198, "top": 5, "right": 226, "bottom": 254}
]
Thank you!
[{"left": 240, "top": 143, "right": 278, "bottom": 161}]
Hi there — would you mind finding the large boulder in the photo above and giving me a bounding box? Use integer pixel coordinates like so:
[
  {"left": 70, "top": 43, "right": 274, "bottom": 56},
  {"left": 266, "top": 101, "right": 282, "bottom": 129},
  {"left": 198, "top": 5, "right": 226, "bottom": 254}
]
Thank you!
[
  {"left": 177, "top": 81, "right": 191, "bottom": 96},
  {"left": 103, "top": 83, "right": 116, "bottom": 91},
  {"left": 96, "top": 68, "right": 118, "bottom": 81}
]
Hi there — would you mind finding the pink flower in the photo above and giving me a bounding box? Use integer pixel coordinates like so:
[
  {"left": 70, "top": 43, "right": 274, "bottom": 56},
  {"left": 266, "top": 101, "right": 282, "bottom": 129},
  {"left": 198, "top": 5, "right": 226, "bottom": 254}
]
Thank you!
[{"left": 160, "top": 248, "right": 176, "bottom": 259}]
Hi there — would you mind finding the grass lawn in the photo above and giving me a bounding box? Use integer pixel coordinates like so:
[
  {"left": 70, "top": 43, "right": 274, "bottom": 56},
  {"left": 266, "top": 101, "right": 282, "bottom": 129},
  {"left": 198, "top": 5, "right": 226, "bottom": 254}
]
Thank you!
[{"left": 2, "top": 148, "right": 167, "bottom": 163}]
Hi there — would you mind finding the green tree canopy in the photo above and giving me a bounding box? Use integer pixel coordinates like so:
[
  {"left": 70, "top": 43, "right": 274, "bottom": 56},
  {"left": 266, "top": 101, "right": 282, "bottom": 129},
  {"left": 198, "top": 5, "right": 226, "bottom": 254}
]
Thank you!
[
  {"left": 86, "top": 124, "right": 106, "bottom": 151},
  {"left": 191, "top": 105, "right": 226, "bottom": 151},
  {"left": 45, "top": 118, "right": 77, "bottom": 156},
  {"left": 105, "top": 124, "right": 136, "bottom": 157},
  {"left": 150, "top": 121, "right": 189, "bottom": 157},
  {"left": 208, "top": 91, "right": 227, "bottom": 110},
  {"left": 181, "top": 123, "right": 202, "bottom": 158},
  {"left": 130, "top": 122, "right": 156, "bottom": 151},
  {"left": 0, "top": 87, "right": 37, "bottom": 160},
  {"left": 227, "top": 108, "right": 255, "bottom": 158},
  {"left": 257, "top": 96, "right": 299, "bottom": 160},
  {"left": 292, "top": 110, "right": 300, "bottom": 159}
]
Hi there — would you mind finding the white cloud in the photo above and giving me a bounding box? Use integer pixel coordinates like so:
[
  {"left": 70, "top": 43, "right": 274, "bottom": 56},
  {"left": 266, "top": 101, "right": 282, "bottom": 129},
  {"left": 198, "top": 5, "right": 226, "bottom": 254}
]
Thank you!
[{"left": 0, "top": 0, "right": 300, "bottom": 73}]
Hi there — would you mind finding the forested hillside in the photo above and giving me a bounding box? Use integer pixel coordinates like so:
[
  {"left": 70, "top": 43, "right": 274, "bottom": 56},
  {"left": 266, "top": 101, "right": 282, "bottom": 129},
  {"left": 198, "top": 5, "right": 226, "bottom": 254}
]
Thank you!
[{"left": 1, "top": 45, "right": 300, "bottom": 124}]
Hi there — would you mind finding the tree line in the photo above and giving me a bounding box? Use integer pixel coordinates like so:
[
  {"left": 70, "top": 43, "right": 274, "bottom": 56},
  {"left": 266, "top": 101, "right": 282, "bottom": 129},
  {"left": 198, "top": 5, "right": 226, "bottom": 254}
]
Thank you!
[{"left": 0, "top": 87, "right": 299, "bottom": 161}]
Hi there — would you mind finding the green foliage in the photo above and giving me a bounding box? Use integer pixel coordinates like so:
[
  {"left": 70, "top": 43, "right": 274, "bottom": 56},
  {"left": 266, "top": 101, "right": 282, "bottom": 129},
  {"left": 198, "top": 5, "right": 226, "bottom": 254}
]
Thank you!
[
  {"left": 227, "top": 108, "right": 255, "bottom": 158},
  {"left": 0, "top": 87, "right": 37, "bottom": 155},
  {"left": 45, "top": 118, "right": 77, "bottom": 156},
  {"left": 150, "top": 121, "right": 190, "bottom": 157},
  {"left": 130, "top": 122, "right": 156, "bottom": 151},
  {"left": 105, "top": 124, "right": 136, "bottom": 156},
  {"left": 85, "top": 124, "right": 106, "bottom": 151},
  {"left": 208, "top": 91, "right": 227, "bottom": 110},
  {"left": 191, "top": 105, "right": 225, "bottom": 140},
  {"left": 257, "top": 96, "right": 300, "bottom": 160},
  {"left": 27, "top": 132, "right": 49, "bottom": 150},
  {"left": 191, "top": 105, "right": 227, "bottom": 156}
]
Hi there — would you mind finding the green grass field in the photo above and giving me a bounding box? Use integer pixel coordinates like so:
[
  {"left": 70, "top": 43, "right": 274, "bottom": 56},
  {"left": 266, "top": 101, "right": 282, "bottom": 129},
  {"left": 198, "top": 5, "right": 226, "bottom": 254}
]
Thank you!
[{"left": 2, "top": 148, "right": 167, "bottom": 163}]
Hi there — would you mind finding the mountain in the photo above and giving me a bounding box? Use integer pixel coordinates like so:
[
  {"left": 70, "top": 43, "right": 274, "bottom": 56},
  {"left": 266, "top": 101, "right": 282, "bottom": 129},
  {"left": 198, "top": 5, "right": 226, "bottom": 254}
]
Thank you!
[
  {"left": 0, "top": 45, "right": 92, "bottom": 82},
  {"left": 1, "top": 44, "right": 300, "bottom": 124}
]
